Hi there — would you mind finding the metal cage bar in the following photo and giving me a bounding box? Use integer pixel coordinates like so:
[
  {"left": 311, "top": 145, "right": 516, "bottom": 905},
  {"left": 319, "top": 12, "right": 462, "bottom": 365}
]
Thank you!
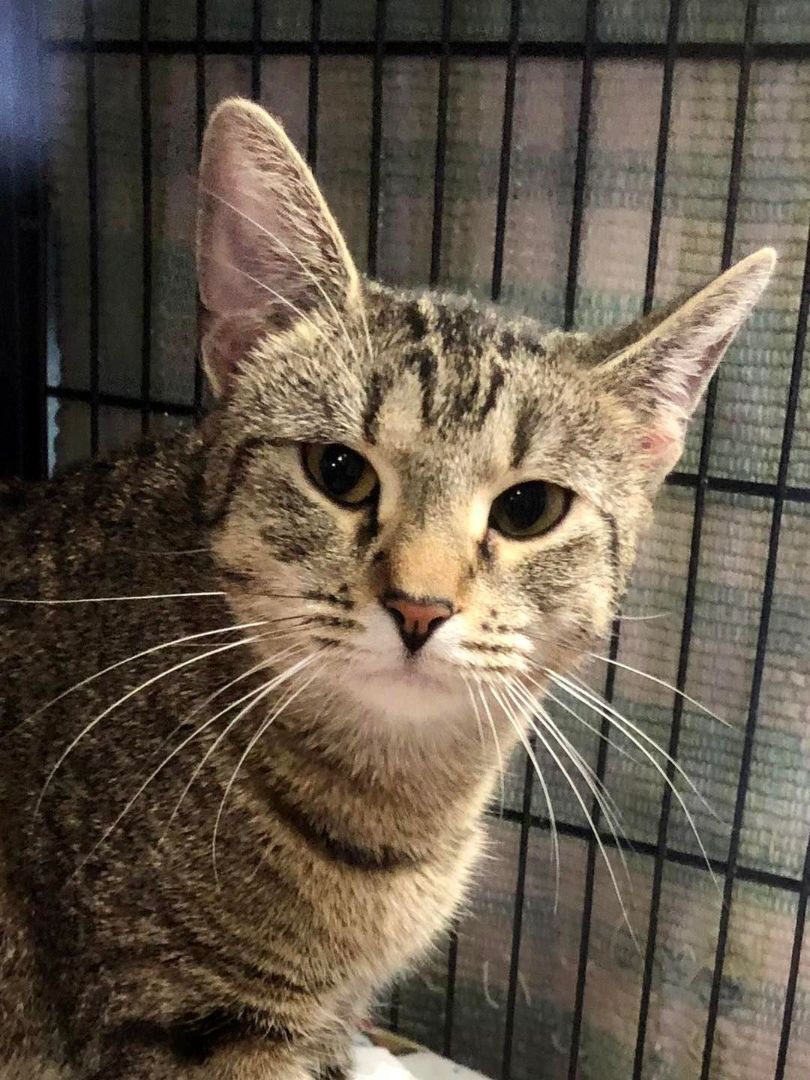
[
  {"left": 139, "top": 0, "right": 153, "bottom": 435},
  {"left": 83, "top": 0, "right": 100, "bottom": 455},
  {"left": 365, "top": 0, "right": 386, "bottom": 277}
]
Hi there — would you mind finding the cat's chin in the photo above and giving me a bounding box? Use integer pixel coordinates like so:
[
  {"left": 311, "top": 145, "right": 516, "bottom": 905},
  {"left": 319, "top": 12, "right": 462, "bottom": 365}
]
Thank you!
[{"left": 342, "top": 661, "right": 468, "bottom": 726}]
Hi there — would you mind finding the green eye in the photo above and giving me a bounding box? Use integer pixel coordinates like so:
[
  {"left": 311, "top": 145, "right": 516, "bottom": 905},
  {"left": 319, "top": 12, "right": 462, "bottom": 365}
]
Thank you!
[
  {"left": 303, "top": 443, "right": 379, "bottom": 507},
  {"left": 489, "top": 481, "right": 571, "bottom": 539}
]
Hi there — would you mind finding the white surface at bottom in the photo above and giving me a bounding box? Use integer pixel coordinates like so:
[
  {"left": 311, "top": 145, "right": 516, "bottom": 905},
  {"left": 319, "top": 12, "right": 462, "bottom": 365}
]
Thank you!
[{"left": 352, "top": 1045, "right": 489, "bottom": 1080}]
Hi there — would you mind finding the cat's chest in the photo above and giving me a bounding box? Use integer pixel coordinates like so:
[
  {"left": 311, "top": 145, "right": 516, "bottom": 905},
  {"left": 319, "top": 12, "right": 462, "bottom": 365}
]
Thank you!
[{"left": 246, "top": 824, "right": 485, "bottom": 1004}]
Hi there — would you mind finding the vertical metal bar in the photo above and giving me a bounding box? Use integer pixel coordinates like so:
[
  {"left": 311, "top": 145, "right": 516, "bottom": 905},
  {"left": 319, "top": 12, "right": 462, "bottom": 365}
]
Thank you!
[
  {"left": 251, "top": 0, "right": 262, "bottom": 101},
  {"left": 139, "top": 0, "right": 152, "bottom": 435},
  {"left": 33, "top": 0, "right": 49, "bottom": 479},
  {"left": 193, "top": 0, "right": 207, "bottom": 416},
  {"left": 632, "top": 2, "right": 758, "bottom": 1069},
  {"left": 442, "top": 926, "right": 459, "bottom": 1058},
  {"left": 83, "top": 0, "right": 100, "bottom": 455},
  {"left": 561, "top": 6, "right": 600, "bottom": 1074},
  {"left": 307, "top": 0, "right": 322, "bottom": 170},
  {"left": 0, "top": 96, "right": 25, "bottom": 478},
  {"left": 700, "top": 206, "right": 808, "bottom": 1080},
  {"left": 567, "top": 624, "right": 619, "bottom": 1080},
  {"left": 774, "top": 831, "right": 810, "bottom": 1080},
  {"left": 627, "top": 1, "right": 687, "bottom": 1070},
  {"left": 429, "top": 0, "right": 453, "bottom": 286},
  {"left": 501, "top": 746, "right": 536, "bottom": 1080},
  {"left": 366, "top": 0, "right": 386, "bottom": 277},
  {"left": 643, "top": 0, "right": 681, "bottom": 315},
  {"left": 563, "top": 0, "right": 597, "bottom": 331},
  {"left": 433, "top": 1, "right": 459, "bottom": 1046},
  {"left": 490, "top": 0, "right": 521, "bottom": 302}
]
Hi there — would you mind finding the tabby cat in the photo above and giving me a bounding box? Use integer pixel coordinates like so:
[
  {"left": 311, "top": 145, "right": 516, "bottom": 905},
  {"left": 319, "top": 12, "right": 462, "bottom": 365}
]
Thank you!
[{"left": 0, "top": 98, "right": 774, "bottom": 1079}]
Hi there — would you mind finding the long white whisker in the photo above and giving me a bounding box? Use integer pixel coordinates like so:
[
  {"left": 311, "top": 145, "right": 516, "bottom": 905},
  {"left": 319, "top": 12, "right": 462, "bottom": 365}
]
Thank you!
[
  {"left": 0, "top": 591, "right": 226, "bottom": 604},
  {"left": 505, "top": 679, "right": 630, "bottom": 872},
  {"left": 542, "top": 669, "right": 722, "bottom": 893},
  {"left": 462, "top": 673, "right": 486, "bottom": 755},
  {"left": 484, "top": 681, "right": 560, "bottom": 912},
  {"left": 211, "top": 655, "right": 324, "bottom": 884},
  {"left": 162, "top": 644, "right": 310, "bottom": 836},
  {"left": 586, "top": 652, "right": 731, "bottom": 728},
  {"left": 34, "top": 634, "right": 266, "bottom": 815},
  {"left": 546, "top": 668, "right": 720, "bottom": 823},
  {"left": 14, "top": 620, "right": 269, "bottom": 734},
  {"left": 499, "top": 678, "right": 637, "bottom": 945},
  {"left": 470, "top": 676, "right": 506, "bottom": 815},
  {"left": 174, "top": 623, "right": 310, "bottom": 729},
  {"left": 542, "top": 686, "right": 647, "bottom": 771},
  {"left": 69, "top": 644, "right": 307, "bottom": 876}
]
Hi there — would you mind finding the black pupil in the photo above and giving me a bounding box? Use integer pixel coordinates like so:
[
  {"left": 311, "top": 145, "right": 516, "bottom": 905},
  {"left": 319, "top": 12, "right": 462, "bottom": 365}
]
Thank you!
[
  {"left": 501, "top": 482, "right": 547, "bottom": 530},
  {"left": 320, "top": 445, "right": 365, "bottom": 497}
]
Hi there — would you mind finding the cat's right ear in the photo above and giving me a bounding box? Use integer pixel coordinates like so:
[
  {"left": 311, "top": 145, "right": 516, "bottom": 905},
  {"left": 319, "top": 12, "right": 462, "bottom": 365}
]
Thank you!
[{"left": 196, "top": 98, "right": 360, "bottom": 395}]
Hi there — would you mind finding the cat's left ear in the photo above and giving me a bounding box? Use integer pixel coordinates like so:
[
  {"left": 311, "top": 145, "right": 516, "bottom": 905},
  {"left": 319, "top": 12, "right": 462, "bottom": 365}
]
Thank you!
[
  {"left": 196, "top": 98, "right": 360, "bottom": 395},
  {"left": 594, "top": 247, "right": 776, "bottom": 481}
]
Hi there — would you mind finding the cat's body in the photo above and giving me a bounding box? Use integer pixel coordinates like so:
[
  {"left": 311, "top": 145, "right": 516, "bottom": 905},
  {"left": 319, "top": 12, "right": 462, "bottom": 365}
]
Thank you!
[
  {"left": 0, "top": 98, "right": 775, "bottom": 1078},
  {"left": 0, "top": 425, "right": 490, "bottom": 1079}
]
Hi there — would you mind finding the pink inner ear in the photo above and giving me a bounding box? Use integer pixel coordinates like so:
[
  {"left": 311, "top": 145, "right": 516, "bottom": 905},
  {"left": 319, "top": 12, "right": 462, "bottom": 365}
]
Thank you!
[
  {"left": 200, "top": 312, "right": 269, "bottom": 396},
  {"left": 639, "top": 415, "right": 684, "bottom": 473}
]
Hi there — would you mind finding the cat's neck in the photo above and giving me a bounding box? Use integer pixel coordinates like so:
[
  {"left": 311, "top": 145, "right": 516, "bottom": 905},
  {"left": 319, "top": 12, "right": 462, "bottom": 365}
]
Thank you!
[{"left": 238, "top": 696, "right": 512, "bottom": 865}]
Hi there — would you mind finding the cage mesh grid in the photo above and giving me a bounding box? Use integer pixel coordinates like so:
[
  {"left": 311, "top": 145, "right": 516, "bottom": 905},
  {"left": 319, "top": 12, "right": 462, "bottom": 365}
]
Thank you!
[{"left": 2, "top": 1, "right": 810, "bottom": 1078}]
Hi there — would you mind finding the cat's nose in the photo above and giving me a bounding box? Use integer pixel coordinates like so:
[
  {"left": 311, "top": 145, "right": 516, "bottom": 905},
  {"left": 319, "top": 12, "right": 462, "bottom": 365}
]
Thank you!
[{"left": 382, "top": 592, "right": 454, "bottom": 654}]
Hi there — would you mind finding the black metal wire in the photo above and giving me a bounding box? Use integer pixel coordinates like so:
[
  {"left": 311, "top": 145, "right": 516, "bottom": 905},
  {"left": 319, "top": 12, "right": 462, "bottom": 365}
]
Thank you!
[
  {"left": 429, "top": 0, "right": 453, "bottom": 287},
  {"left": 627, "top": 3, "right": 759, "bottom": 1074},
  {"left": 490, "top": 804, "right": 806, "bottom": 895},
  {"left": 561, "top": 5, "right": 601, "bottom": 1074},
  {"left": 366, "top": 0, "right": 386, "bottom": 277},
  {"left": 643, "top": 0, "right": 681, "bottom": 314},
  {"left": 567, "top": 625, "right": 619, "bottom": 1079},
  {"left": 774, "top": 831, "right": 810, "bottom": 1080},
  {"left": 501, "top": 744, "right": 536, "bottom": 1080},
  {"left": 192, "top": 0, "right": 206, "bottom": 417},
  {"left": 139, "top": 0, "right": 152, "bottom": 436},
  {"left": 442, "top": 926, "right": 459, "bottom": 1058},
  {"left": 251, "top": 0, "right": 262, "bottom": 101},
  {"left": 307, "top": 0, "right": 322, "bottom": 170},
  {"left": 490, "top": 0, "right": 520, "bottom": 302},
  {"left": 43, "top": 39, "right": 810, "bottom": 62},
  {"left": 700, "top": 205, "right": 809, "bottom": 1080},
  {"left": 83, "top": 0, "right": 100, "bottom": 455},
  {"left": 629, "top": 0, "right": 687, "bottom": 1062},
  {"left": 48, "top": 385, "right": 196, "bottom": 417},
  {"left": 563, "top": 0, "right": 597, "bottom": 331}
]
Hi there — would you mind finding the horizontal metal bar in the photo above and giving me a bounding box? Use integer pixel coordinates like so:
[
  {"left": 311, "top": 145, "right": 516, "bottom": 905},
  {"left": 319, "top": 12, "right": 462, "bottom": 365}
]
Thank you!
[
  {"left": 43, "top": 38, "right": 810, "bottom": 61},
  {"left": 492, "top": 805, "right": 805, "bottom": 895},
  {"left": 668, "top": 470, "right": 810, "bottom": 505},
  {"left": 47, "top": 385, "right": 196, "bottom": 417},
  {"left": 46, "top": 388, "right": 810, "bottom": 504}
]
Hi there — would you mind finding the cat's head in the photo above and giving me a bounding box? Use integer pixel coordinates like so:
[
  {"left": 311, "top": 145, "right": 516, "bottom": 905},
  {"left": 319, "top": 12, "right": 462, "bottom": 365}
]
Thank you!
[{"left": 196, "top": 98, "right": 774, "bottom": 737}]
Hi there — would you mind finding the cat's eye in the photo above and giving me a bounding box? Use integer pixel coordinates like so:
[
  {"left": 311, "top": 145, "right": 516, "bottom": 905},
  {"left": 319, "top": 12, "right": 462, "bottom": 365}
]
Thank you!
[
  {"left": 302, "top": 443, "right": 379, "bottom": 507},
  {"left": 489, "top": 481, "right": 571, "bottom": 539}
]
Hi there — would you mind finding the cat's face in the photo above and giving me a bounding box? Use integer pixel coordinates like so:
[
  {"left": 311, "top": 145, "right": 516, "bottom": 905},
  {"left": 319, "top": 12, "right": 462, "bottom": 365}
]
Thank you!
[{"left": 197, "top": 99, "right": 774, "bottom": 736}]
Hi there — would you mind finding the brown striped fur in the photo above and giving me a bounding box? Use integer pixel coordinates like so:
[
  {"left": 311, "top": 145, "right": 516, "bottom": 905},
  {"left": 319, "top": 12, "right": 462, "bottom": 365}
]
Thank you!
[{"left": 0, "top": 100, "right": 774, "bottom": 1077}]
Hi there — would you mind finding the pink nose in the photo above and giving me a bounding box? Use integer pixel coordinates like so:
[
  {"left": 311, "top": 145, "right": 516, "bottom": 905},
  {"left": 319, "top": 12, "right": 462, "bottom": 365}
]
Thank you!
[{"left": 383, "top": 593, "right": 453, "bottom": 654}]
